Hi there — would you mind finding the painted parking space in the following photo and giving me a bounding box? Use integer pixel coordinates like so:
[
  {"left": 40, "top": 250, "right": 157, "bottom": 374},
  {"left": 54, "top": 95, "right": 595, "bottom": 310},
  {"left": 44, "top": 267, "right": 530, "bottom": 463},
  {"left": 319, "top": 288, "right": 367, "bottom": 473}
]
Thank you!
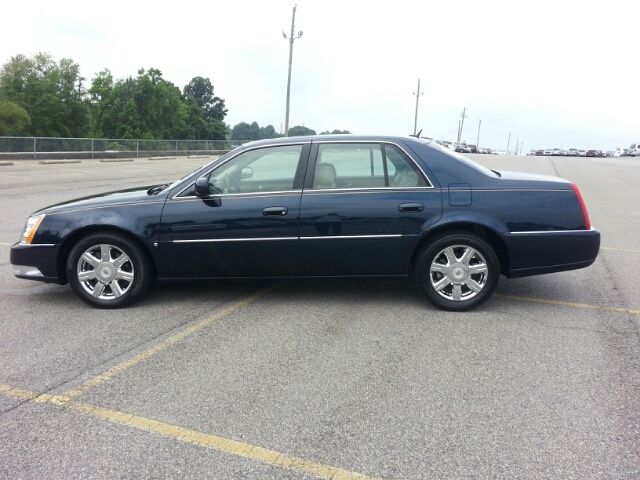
[{"left": 1, "top": 154, "right": 640, "bottom": 478}]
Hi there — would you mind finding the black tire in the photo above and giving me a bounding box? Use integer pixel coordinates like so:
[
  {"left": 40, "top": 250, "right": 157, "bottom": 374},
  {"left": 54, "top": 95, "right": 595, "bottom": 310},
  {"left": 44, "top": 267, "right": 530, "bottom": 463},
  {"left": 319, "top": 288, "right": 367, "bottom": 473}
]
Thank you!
[
  {"left": 66, "top": 232, "right": 152, "bottom": 309},
  {"left": 415, "top": 233, "right": 499, "bottom": 311}
]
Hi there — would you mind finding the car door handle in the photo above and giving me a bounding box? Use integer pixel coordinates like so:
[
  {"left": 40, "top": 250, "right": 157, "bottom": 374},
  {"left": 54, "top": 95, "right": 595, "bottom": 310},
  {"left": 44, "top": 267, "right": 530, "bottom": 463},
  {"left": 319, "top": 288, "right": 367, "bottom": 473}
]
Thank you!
[
  {"left": 398, "top": 203, "right": 424, "bottom": 213},
  {"left": 262, "top": 207, "right": 288, "bottom": 216}
]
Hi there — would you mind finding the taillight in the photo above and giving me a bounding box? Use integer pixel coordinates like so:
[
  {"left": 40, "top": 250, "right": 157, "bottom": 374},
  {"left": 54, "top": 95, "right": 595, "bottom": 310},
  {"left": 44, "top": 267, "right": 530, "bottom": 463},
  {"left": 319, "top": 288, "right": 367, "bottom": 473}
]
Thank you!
[{"left": 571, "top": 183, "right": 591, "bottom": 230}]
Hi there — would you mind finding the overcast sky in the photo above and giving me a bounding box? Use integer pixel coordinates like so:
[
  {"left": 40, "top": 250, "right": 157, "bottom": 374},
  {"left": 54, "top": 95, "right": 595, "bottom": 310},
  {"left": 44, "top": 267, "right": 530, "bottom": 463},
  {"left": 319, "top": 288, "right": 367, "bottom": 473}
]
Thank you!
[{"left": 1, "top": 0, "right": 637, "bottom": 151}]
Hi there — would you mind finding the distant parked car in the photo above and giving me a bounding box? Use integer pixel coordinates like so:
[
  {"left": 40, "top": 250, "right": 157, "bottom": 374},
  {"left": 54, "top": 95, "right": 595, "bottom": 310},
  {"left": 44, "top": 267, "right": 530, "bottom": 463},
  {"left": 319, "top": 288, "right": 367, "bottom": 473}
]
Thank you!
[
  {"left": 586, "top": 150, "right": 603, "bottom": 157},
  {"left": 466, "top": 144, "right": 478, "bottom": 153},
  {"left": 578, "top": 150, "right": 586, "bottom": 157},
  {"left": 629, "top": 143, "right": 640, "bottom": 157},
  {"left": 455, "top": 144, "right": 472, "bottom": 153},
  {"left": 567, "top": 149, "right": 579, "bottom": 156},
  {"left": 605, "top": 151, "right": 614, "bottom": 157},
  {"left": 552, "top": 148, "right": 563, "bottom": 156},
  {"left": 543, "top": 149, "right": 552, "bottom": 155},
  {"left": 535, "top": 150, "right": 545, "bottom": 156}
]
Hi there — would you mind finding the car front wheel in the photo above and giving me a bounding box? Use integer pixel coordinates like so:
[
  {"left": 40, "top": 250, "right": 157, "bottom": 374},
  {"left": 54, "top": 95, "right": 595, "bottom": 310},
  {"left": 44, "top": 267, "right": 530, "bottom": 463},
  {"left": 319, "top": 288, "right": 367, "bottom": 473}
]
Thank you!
[
  {"left": 415, "top": 233, "right": 499, "bottom": 311},
  {"left": 66, "top": 232, "right": 152, "bottom": 309}
]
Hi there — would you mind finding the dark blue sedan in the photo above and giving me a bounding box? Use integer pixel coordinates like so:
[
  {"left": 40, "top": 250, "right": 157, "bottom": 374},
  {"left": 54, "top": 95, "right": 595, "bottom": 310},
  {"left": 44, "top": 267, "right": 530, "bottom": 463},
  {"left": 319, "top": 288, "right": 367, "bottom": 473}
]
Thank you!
[{"left": 10, "top": 136, "right": 600, "bottom": 310}]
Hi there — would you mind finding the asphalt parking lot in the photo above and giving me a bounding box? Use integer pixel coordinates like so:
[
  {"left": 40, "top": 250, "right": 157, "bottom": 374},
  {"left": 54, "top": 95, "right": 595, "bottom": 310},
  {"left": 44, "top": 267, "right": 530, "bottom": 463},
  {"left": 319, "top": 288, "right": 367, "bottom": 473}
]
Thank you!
[{"left": 1, "top": 153, "right": 639, "bottom": 479}]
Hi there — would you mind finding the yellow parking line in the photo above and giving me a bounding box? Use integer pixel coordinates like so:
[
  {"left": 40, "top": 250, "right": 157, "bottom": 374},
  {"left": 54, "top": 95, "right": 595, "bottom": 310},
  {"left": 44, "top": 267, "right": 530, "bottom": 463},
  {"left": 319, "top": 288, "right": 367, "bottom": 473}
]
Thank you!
[
  {"left": 64, "top": 284, "right": 280, "bottom": 399},
  {"left": 0, "top": 384, "right": 377, "bottom": 480},
  {"left": 0, "top": 173, "right": 29, "bottom": 179},
  {"left": 494, "top": 294, "right": 640, "bottom": 314},
  {"left": 46, "top": 166, "right": 93, "bottom": 174},
  {"left": 600, "top": 247, "right": 640, "bottom": 253},
  {"left": 0, "top": 383, "right": 38, "bottom": 400}
]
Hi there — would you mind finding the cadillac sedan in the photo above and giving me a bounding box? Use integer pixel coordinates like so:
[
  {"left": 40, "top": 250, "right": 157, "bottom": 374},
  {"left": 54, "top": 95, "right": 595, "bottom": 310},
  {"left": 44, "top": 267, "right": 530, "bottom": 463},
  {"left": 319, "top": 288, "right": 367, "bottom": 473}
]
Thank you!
[{"left": 11, "top": 136, "right": 600, "bottom": 311}]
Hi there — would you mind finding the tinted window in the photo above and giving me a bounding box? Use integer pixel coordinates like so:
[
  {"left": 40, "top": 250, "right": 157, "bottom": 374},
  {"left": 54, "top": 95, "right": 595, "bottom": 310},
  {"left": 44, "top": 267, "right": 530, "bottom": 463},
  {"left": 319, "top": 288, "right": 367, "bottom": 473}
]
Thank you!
[
  {"left": 384, "top": 144, "right": 429, "bottom": 187},
  {"left": 207, "top": 145, "right": 303, "bottom": 194},
  {"left": 313, "top": 143, "right": 385, "bottom": 189},
  {"left": 312, "top": 143, "right": 429, "bottom": 189}
]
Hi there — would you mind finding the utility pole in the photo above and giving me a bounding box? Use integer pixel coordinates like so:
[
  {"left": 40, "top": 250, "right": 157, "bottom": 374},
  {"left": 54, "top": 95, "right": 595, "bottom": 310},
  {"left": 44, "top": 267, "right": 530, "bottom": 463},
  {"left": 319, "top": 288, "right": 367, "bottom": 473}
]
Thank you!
[
  {"left": 515, "top": 139, "right": 519, "bottom": 156},
  {"left": 413, "top": 78, "right": 423, "bottom": 135},
  {"left": 477, "top": 119, "right": 481, "bottom": 148},
  {"left": 458, "top": 107, "right": 467, "bottom": 143},
  {"left": 282, "top": 5, "right": 303, "bottom": 137},
  {"left": 506, "top": 132, "right": 512, "bottom": 154}
]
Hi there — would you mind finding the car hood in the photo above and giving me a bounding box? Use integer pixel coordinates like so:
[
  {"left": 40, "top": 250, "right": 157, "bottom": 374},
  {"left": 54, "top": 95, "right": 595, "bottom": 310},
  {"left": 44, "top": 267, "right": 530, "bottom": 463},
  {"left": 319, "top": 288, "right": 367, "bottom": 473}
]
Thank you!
[{"left": 34, "top": 186, "right": 167, "bottom": 215}]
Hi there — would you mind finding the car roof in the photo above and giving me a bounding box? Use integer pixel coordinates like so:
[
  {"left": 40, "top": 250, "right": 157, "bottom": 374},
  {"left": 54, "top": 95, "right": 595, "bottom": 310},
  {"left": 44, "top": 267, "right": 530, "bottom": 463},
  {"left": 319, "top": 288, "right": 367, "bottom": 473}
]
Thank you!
[{"left": 237, "top": 135, "right": 432, "bottom": 147}]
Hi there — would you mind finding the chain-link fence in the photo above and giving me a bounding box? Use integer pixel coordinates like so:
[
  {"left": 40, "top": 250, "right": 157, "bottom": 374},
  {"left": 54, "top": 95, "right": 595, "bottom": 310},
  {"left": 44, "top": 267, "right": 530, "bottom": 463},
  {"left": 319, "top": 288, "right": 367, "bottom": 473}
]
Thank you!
[{"left": 0, "top": 137, "right": 249, "bottom": 160}]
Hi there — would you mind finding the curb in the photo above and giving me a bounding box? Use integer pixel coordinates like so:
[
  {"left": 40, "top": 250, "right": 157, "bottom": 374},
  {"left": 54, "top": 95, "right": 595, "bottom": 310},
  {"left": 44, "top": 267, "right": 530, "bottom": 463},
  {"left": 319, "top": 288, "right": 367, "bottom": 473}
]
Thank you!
[
  {"left": 149, "top": 156, "right": 176, "bottom": 161},
  {"left": 100, "top": 158, "right": 134, "bottom": 163},
  {"left": 39, "top": 160, "right": 82, "bottom": 165},
  {"left": 0, "top": 161, "right": 14, "bottom": 166},
  {"left": 188, "top": 155, "right": 210, "bottom": 159}
]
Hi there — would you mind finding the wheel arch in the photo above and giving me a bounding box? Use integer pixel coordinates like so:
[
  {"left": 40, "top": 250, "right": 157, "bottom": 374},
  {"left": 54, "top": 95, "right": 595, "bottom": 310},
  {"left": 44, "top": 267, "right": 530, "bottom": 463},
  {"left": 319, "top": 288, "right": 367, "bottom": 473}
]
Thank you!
[
  {"left": 56, "top": 226, "right": 157, "bottom": 284},
  {"left": 409, "top": 222, "right": 510, "bottom": 276}
]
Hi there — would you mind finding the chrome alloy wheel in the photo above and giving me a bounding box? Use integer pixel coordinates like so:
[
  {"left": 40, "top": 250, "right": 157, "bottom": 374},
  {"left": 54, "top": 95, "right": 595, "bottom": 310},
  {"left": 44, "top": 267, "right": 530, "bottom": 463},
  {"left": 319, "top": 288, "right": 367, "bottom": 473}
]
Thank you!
[
  {"left": 76, "top": 244, "right": 135, "bottom": 300},
  {"left": 429, "top": 245, "right": 488, "bottom": 301}
]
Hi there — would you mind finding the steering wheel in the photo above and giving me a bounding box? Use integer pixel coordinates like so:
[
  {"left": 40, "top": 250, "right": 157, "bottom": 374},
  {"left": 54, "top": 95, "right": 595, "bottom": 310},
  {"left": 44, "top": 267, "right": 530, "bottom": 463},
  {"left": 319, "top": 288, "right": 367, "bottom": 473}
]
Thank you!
[{"left": 226, "top": 173, "right": 240, "bottom": 194}]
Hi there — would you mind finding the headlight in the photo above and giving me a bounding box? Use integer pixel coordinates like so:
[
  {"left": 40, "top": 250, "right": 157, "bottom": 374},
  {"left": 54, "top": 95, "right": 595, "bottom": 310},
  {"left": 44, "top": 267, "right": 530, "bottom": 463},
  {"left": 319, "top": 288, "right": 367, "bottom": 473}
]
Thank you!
[{"left": 20, "top": 214, "right": 45, "bottom": 244}]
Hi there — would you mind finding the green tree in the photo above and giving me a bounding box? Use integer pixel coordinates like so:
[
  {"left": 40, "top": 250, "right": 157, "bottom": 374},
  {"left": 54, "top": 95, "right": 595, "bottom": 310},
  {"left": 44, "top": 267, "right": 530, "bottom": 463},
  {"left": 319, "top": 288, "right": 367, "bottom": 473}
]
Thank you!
[
  {"left": 231, "top": 121, "right": 262, "bottom": 141},
  {"left": 288, "top": 125, "right": 316, "bottom": 137},
  {"left": 320, "top": 129, "right": 351, "bottom": 135},
  {"left": 262, "top": 124, "right": 280, "bottom": 139},
  {"left": 183, "top": 76, "right": 228, "bottom": 140},
  {"left": 0, "top": 53, "right": 89, "bottom": 137},
  {"left": 0, "top": 100, "right": 31, "bottom": 135},
  {"left": 89, "top": 68, "right": 203, "bottom": 140}
]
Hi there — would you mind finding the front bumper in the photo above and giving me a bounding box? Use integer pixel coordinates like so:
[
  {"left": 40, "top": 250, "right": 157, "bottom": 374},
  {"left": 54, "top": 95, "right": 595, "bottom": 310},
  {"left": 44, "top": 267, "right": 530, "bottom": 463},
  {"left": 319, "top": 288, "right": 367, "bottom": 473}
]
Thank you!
[{"left": 10, "top": 243, "right": 63, "bottom": 284}]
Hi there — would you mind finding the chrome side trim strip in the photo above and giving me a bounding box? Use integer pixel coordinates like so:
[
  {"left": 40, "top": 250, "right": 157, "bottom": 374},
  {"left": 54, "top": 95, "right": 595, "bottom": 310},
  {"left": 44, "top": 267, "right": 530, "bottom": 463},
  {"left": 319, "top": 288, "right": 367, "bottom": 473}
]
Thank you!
[
  {"left": 303, "top": 188, "right": 438, "bottom": 195},
  {"left": 19, "top": 244, "right": 56, "bottom": 247},
  {"left": 171, "top": 234, "right": 406, "bottom": 243},
  {"left": 474, "top": 189, "right": 571, "bottom": 193},
  {"left": 510, "top": 229, "right": 594, "bottom": 234},
  {"left": 172, "top": 237, "right": 298, "bottom": 243},
  {"left": 171, "top": 191, "right": 302, "bottom": 202},
  {"left": 300, "top": 234, "right": 403, "bottom": 240}
]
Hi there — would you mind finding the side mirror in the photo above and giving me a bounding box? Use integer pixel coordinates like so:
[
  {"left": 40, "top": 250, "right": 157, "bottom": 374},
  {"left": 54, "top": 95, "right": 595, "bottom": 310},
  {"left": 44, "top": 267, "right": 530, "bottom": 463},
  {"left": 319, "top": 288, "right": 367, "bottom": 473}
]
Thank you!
[
  {"left": 194, "top": 174, "right": 210, "bottom": 197},
  {"left": 241, "top": 167, "right": 253, "bottom": 179}
]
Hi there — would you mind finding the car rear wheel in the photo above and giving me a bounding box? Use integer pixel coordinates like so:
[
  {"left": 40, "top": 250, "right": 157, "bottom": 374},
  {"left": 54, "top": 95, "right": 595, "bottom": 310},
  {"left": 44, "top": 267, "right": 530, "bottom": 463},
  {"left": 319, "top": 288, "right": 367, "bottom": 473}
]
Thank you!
[
  {"left": 67, "top": 232, "right": 152, "bottom": 309},
  {"left": 415, "top": 233, "right": 499, "bottom": 311}
]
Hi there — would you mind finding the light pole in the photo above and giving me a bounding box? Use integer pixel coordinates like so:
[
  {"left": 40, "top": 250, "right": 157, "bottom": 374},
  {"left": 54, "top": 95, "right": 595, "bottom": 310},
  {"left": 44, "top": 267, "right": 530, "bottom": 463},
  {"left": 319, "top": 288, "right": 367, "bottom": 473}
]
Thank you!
[
  {"left": 282, "top": 5, "right": 303, "bottom": 137},
  {"left": 506, "top": 132, "right": 512, "bottom": 154},
  {"left": 457, "top": 107, "right": 467, "bottom": 143},
  {"left": 413, "top": 78, "right": 424, "bottom": 135},
  {"left": 477, "top": 119, "right": 481, "bottom": 148}
]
